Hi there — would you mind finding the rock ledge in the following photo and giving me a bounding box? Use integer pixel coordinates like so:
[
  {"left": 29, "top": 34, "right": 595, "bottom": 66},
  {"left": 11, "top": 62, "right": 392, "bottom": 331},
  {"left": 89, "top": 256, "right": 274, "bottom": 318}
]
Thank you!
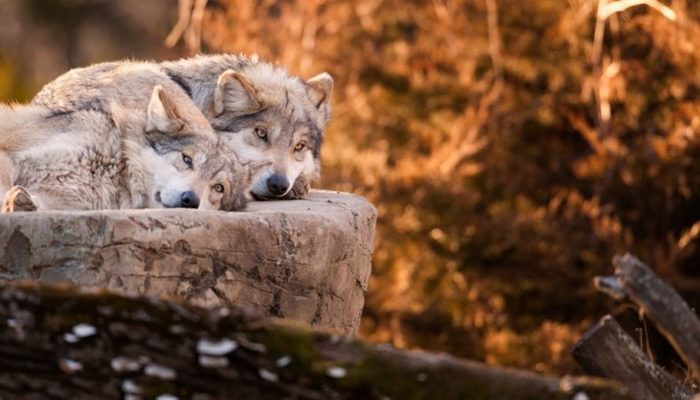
[{"left": 0, "top": 190, "right": 376, "bottom": 334}]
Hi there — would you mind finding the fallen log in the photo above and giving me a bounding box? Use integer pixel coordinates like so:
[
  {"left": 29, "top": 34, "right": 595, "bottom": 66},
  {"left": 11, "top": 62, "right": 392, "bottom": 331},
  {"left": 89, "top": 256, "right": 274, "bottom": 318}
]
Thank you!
[
  {"left": 571, "top": 315, "right": 692, "bottom": 400},
  {"left": 598, "top": 254, "right": 700, "bottom": 379},
  {"left": 0, "top": 282, "right": 630, "bottom": 400}
]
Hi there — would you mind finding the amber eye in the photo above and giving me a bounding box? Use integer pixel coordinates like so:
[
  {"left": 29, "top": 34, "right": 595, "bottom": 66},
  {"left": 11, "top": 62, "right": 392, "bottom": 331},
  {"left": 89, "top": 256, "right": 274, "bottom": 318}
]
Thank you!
[
  {"left": 213, "top": 183, "right": 224, "bottom": 193},
  {"left": 182, "top": 154, "right": 193, "bottom": 167},
  {"left": 254, "top": 127, "right": 268, "bottom": 141},
  {"left": 294, "top": 141, "right": 306, "bottom": 152}
]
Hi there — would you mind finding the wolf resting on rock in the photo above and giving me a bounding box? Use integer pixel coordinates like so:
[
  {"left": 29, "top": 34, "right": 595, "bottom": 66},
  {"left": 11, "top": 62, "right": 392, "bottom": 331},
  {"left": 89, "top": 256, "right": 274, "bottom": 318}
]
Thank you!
[
  {"left": 0, "top": 64, "right": 248, "bottom": 212},
  {"left": 33, "top": 54, "right": 334, "bottom": 200}
]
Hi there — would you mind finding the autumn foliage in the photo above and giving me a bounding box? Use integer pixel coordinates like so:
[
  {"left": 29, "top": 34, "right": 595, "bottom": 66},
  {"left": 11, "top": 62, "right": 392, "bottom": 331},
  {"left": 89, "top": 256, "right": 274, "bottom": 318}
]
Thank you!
[{"left": 192, "top": 0, "right": 700, "bottom": 374}]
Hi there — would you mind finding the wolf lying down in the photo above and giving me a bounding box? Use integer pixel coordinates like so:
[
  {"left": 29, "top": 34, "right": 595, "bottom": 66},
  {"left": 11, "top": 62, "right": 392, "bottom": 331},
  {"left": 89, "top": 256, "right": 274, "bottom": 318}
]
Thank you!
[
  {"left": 33, "top": 53, "right": 334, "bottom": 200},
  {"left": 0, "top": 65, "right": 248, "bottom": 212},
  {"left": 0, "top": 54, "right": 334, "bottom": 212}
]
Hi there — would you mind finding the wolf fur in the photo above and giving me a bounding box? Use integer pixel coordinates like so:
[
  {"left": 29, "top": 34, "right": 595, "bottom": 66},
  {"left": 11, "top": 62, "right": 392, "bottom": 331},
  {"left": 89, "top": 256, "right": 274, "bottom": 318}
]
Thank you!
[
  {"left": 32, "top": 54, "right": 334, "bottom": 199},
  {"left": 2, "top": 69, "right": 248, "bottom": 212}
]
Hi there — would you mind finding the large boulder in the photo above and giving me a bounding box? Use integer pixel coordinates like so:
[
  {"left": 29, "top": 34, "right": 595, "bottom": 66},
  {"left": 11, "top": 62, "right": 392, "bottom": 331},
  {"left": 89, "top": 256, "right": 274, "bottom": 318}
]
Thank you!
[{"left": 0, "top": 190, "right": 376, "bottom": 334}]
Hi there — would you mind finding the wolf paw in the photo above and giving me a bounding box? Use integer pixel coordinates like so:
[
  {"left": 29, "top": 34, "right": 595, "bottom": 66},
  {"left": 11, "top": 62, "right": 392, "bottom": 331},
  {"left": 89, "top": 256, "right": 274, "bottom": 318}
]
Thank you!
[
  {"left": 284, "top": 174, "right": 311, "bottom": 199},
  {"left": 2, "top": 186, "right": 37, "bottom": 212}
]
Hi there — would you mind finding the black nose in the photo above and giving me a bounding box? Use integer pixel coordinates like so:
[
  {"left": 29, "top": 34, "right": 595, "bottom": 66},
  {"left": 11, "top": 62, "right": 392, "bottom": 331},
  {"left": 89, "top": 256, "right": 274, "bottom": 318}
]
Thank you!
[
  {"left": 180, "top": 191, "right": 199, "bottom": 208},
  {"left": 267, "top": 174, "right": 289, "bottom": 196}
]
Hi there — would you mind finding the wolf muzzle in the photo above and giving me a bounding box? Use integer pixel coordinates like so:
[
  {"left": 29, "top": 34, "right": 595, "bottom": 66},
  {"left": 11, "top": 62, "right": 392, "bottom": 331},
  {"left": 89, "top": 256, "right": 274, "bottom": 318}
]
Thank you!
[
  {"left": 267, "top": 174, "right": 289, "bottom": 196},
  {"left": 180, "top": 191, "right": 199, "bottom": 208}
]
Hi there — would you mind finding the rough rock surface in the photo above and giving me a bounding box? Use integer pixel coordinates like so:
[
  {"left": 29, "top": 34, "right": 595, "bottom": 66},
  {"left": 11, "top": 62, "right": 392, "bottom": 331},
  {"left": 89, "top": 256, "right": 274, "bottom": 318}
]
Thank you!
[{"left": 0, "top": 190, "right": 376, "bottom": 334}]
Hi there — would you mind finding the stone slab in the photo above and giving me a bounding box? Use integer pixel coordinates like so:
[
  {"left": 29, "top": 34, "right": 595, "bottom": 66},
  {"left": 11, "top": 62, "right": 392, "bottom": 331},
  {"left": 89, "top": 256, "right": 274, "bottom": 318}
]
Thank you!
[{"left": 0, "top": 190, "right": 377, "bottom": 334}]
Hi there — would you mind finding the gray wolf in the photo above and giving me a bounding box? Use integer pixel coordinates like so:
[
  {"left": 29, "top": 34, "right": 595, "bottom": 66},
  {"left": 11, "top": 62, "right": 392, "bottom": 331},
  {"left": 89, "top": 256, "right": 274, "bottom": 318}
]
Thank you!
[
  {"left": 1, "top": 68, "right": 248, "bottom": 212},
  {"left": 32, "top": 54, "right": 334, "bottom": 200}
]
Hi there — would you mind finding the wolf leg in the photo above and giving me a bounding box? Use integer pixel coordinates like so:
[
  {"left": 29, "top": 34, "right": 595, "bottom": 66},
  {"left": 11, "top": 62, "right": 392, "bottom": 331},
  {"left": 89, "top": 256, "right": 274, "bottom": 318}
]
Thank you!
[
  {"left": 0, "top": 151, "right": 14, "bottom": 196},
  {"left": 284, "top": 174, "right": 311, "bottom": 199},
  {"left": 2, "top": 186, "right": 38, "bottom": 212}
]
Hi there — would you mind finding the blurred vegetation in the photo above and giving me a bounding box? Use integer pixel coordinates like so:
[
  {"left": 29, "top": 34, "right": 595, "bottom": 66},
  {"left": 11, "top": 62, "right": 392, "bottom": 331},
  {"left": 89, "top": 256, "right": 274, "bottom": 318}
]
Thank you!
[
  {"left": 2, "top": 0, "right": 700, "bottom": 376},
  {"left": 0, "top": 0, "right": 180, "bottom": 100}
]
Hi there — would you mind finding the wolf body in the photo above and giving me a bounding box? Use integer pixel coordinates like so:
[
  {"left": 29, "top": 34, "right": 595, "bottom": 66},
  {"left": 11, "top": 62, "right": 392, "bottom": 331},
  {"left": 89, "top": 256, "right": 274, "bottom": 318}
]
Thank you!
[
  {"left": 2, "top": 65, "right": 248, "bottom": 211},
  {"left": 33, "top": 54, "right": 334, "bottom": 199}
]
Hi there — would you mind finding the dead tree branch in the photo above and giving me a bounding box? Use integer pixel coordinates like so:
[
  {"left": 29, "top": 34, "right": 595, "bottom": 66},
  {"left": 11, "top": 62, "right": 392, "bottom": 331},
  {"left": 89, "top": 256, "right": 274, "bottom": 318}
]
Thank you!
[
  {"left": 572, "top": 315, "right": 692, "bottom": 400},
  {"left": 165, "top": 0, "right": 209, "bottom": 53},
  {"left": 608, "top": 254, "right": 700, "bottom": 379}
]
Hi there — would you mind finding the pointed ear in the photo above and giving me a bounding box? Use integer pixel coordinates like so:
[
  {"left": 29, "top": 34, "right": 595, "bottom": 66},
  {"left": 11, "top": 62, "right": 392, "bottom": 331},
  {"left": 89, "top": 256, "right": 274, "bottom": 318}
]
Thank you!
[
  {"left": 213, "top": 70, "right": 264, "bottom": 117},
  {"left": 306, "top": 72, "right": 333, "bottom": 108},
  {"left": 146, "top": 85, "right": 184, "bottom": 133}
]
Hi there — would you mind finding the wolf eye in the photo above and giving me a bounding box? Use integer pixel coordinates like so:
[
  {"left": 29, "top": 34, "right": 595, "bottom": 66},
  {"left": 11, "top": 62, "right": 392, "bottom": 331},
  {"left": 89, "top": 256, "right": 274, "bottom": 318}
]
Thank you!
[
  {"left": 213, "top": 183, "right": 224, "bottom": 193},
  {"left": 182, "top": 154, "right": 193, "bottom": 167},
  {"left": 254, "top": 127, "right": 268, "bottom": 141},
  {"left": 294, "top": 141, "right": 307, "bottom": 152}
]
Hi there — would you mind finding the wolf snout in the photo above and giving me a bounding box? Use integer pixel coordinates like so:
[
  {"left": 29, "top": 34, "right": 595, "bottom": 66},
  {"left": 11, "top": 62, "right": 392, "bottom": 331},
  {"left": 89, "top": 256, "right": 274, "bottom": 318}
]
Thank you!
[
  {"left": 267, "top": 174, "right": 289, "bottom": 196},
  {"left": 180, "top": 191, "right": 200, "bottom": 208}
]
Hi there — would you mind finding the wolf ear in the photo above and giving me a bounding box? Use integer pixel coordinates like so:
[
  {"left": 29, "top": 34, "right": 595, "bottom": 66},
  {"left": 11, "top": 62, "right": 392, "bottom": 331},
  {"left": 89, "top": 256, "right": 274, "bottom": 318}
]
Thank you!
[
  {"left": 213, "top": 70, "right": 264, "bottom": 117},
  {"left": 147, "top": 85, "right": 184, "bottom": 133},
  {"left": 306, "top": 72, "right": 333, "bottom": 108}
]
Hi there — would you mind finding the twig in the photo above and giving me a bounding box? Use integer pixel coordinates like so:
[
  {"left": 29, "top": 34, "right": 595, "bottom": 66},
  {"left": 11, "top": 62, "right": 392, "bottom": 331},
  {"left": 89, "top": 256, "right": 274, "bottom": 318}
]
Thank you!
[
  {"left": 165, "top": 0, "right": 209, "bottom": 53},
  {"left": 164, "top": 0, "right": 194, "bottom": 48},
  {"left": 590, "top": 0, "right": 677, "bottom": 136},
  {"left": 599, "top": 0, "right": 676, "bottom": 21},
  {"left": 485, "top": 0, "right": 503, "bottom": 83}
]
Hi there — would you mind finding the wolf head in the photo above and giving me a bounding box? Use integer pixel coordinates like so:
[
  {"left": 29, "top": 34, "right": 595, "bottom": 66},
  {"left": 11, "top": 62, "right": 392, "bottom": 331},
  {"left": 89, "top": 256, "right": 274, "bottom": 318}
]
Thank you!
[
  {"left": 209, "top": 65, "right": 332, "bottom": 199},
  {"left": 164, "top": 55, "right": 333, "bottom": 199},
  {"left": 119, "top": 85, "right": 249, "bottom": 211}
]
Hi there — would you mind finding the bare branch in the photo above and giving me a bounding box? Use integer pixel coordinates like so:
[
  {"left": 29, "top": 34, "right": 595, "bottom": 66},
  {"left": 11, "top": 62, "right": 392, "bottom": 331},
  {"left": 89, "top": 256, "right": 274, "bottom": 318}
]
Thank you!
[
  {"left": 599, "top": 0, "right": 676, "bottom": 21},
  {"left": 485, "top": 0, "right": 503, "bottom": 83},
  {"left": 572, "top": 315, "right": 692, "bottom": 400},
  {"left": 612, "top": 254, "right": 700, "bottom": 379},
  {"left": 164, "top": 0, "right": 194, "bottom": 48},
  {"left": 165, "top": 0, "right": 209, "bottom": 53}
]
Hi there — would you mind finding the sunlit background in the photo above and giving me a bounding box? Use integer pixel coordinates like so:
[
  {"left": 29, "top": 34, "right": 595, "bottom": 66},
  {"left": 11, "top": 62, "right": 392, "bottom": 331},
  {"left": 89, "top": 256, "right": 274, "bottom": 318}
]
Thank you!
[{"left": 1, "top": 0, "right": 699, "bottom": 376}]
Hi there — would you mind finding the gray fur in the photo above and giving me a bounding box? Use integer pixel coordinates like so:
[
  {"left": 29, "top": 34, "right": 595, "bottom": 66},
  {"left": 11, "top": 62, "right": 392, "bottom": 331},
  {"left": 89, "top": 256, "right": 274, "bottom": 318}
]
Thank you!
[
  {"left": 33, "top": 54, "right": 334, "bottom": 199},
  {"left": 4, "top": 70, "right": 248, "bottom": 212}
]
